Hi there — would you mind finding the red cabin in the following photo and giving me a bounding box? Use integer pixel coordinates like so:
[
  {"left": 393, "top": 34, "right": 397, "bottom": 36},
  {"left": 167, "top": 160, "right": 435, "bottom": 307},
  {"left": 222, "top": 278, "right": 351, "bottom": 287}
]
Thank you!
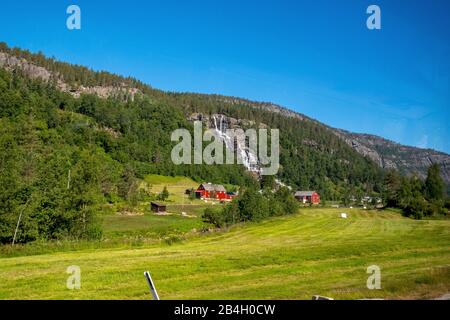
[
  {"left": 196, "top": 183, "right": 234, "bottom": 201},
  {"left": 294, "top": 191, "right": 320, "bottom": 205}
]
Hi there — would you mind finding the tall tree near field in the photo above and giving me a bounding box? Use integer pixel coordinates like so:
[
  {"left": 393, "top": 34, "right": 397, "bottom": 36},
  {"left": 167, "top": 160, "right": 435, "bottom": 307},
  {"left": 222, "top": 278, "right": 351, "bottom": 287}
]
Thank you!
[
  {"left": 425, "top": 164, "right": 445, "bottom": 201},
  {"left": 65, "top": 150, "right": 104, "bottom": 239},
  {"left": 383, "top": 170, "right": 402, "bottom": 207}
]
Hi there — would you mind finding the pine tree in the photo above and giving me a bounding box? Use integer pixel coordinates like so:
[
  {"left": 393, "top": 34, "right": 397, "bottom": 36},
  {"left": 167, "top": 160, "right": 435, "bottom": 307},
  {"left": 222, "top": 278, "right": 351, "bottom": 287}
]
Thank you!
[
  {"left": 425, "top": 164, "right": 445, "bottom": 201},
  {"left": 384, "top": 170, "right": 402, "bottom": 207},
  {"left": 158, "top": 186, "right": 169, "bottom": 201}
]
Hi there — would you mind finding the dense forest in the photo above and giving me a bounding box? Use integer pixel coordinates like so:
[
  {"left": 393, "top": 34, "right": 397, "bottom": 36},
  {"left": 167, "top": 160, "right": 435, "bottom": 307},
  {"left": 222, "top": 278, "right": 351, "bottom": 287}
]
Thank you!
[
  {"left": 0, "top": 43, "right": 386, "bottom": 192},
  {"left": 1, "top": 43, "right": 446, "bottom": 244},
  {"left": 0, "top": 66, "right": 254, "bottom": 243}
]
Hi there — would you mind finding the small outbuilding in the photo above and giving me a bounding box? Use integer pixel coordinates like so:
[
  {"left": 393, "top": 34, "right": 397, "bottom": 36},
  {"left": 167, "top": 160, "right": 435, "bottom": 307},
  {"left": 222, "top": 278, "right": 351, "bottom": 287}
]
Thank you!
[{"left": 151, "top": 202, "right": 167, "bottom": 213}]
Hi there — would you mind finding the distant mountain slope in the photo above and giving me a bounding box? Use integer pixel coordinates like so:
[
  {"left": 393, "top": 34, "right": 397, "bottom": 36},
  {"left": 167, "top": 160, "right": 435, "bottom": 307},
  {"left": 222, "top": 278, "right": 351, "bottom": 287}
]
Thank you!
[
  {"left": 210, "top": 95, "right": 450, "bottom": 184},
  {"left": 1, "top": 42, "right": 448, "bottom": 188},
  {"left": 334, "top": 129, "right": 450, "bottom": 183}
]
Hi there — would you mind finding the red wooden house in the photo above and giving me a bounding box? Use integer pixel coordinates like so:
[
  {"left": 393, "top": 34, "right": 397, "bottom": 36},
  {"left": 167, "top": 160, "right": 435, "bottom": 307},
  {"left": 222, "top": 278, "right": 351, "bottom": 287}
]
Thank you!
[
  {"left": 196, "top": 183, "right": 235, "bottom": 201},
  {"left": 294, "top": 191, "right": 320, "bottom": 204}
]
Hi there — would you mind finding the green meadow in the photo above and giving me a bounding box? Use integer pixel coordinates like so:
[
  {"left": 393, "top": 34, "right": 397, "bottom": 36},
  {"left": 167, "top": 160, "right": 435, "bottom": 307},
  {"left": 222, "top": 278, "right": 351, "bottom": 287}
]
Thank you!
[{"left": 0, "top": 208, "right": 449, "bottom": 300}]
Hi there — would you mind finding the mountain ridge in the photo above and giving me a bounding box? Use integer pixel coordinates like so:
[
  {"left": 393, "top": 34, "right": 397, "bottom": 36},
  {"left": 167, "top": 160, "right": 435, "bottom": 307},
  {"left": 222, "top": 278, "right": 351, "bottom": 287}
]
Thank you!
[
  {"left": 1, "top": 43, "right": 448, "bottom": 185},
  {"left": 186, "top": 93, "right": 450, "bottom": 184}
]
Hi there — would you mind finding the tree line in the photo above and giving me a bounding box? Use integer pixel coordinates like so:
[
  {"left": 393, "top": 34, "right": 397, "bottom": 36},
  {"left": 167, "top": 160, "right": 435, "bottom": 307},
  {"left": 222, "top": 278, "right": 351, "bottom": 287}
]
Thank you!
[
  {"left": 0, "top": 67, "right": 254, "bottom": 244},
  {"left": 383, "top": 164, "right": 449, "bottom": 219},
  {"left": 202, "top": 186, "right": 299, "bottom": 228}
]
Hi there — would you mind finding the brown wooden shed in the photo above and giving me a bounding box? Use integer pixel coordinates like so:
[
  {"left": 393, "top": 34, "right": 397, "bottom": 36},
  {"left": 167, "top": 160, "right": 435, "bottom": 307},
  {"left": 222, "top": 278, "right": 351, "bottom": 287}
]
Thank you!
[{"left": 151, "top": 202, "right": 167, "bottom": 213}]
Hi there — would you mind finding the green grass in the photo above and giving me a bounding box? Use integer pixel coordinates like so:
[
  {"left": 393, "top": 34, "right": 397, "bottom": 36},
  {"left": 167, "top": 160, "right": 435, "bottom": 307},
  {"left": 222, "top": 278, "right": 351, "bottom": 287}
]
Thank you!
[
  {"left": 103, "top": 212, "right": 205, "bottom": 239},
  {"left": 0, "top": 208, "right": 449, "bottom": 300},
  {"left": 143, "top": 174, "right": 204, "bottom": 205},
  {"left": 144, "top": 174, "right": 199, "bottom": 186}
]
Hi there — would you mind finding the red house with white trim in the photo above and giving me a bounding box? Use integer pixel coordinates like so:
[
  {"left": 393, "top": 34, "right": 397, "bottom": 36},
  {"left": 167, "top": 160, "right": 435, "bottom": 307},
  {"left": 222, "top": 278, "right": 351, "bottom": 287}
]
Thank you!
[
  {"left": 294, "top": 191, "right": 320, "bottom": 204},
  {"left": 196, "top": 183, "right": 235, "bottom": 201}
]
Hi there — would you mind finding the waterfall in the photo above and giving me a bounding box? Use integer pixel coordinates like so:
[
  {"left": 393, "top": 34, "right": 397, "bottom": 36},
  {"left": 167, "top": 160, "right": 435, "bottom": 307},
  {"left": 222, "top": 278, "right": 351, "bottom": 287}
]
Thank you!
[
  {"left": 213, "top": 116, "right": 218, "bottom": 132},
  {"left": 210, "top": 115, "right": 261, "bottom": 174},
  {"left": 205, "top": 114, "right": 288, "bottom": 187}
]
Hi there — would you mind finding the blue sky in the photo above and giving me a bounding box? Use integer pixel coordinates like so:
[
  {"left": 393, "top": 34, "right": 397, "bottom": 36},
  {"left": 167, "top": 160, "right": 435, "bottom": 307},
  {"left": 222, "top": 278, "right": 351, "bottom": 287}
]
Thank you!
[{"left": 1, "top": 0, "right": 449, "bottom": 153}]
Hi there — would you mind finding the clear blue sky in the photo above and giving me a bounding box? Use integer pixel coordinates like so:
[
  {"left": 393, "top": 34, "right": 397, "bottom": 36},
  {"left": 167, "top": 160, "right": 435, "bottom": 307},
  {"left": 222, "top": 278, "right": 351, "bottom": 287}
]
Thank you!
[{"left": 1, "top": 0, "right": 449, "bottom": 153}]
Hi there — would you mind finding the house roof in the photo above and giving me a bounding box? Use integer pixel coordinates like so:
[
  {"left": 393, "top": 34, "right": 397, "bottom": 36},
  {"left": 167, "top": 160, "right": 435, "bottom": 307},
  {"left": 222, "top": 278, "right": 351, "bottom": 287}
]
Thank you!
[
  {"left": 295, "top": 191, "right": 317, "bottom": 197},
  {"left": 151, "top": 202, "right": 166, "bottom": 207},
  {"left": 200, "top": 183, "right": 226, "bottom": 192}
]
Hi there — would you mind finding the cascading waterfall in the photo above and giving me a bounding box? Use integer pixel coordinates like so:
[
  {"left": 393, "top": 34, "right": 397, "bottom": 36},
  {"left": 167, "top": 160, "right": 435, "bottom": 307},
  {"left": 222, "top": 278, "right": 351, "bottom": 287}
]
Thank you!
[
  {"left": 208, "top": 114, "right": 289, "bottom": 189},
  {"left": 211, "top": 115, "right": 261, "bottom": 174}
]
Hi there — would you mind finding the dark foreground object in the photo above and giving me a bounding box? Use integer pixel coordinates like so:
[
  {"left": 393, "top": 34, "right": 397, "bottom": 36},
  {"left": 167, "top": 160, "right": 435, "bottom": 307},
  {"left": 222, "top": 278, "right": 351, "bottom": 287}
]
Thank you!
[{"left": 0, "top": 300, "right": 447, "bottom": 319}]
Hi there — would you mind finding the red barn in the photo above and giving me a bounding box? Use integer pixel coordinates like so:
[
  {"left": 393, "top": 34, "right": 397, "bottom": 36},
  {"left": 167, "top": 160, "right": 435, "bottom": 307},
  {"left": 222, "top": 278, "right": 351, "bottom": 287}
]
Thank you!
[
  {"left": 295, "top": 191, "right": 320, "bottom": 205},
  {"left": 196, "top": 183, "right": 230, "bottom": 201}
]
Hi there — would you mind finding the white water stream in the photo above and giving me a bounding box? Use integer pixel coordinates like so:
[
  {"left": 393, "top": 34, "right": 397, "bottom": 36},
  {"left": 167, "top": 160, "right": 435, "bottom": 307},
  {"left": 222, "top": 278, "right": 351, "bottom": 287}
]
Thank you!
[{"left": 211, "top": 115, "right": 261, "bottom": 174}]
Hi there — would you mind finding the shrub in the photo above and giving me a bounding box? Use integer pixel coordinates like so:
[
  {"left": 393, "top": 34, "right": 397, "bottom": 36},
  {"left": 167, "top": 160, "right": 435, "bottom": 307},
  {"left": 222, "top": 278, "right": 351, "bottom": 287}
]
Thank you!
[
  {"left": 268, "top": 199, "right": 284, "bottom": 217},
  {"left": 403, "top": 198, "right": 428, "bottom": 219},
  {"left": 238, "top": 190, "right": 269, "bottom": 222},
  {"left": 222, "top": 201, "right": 240, "bottom": 224},
  {"left": 202, "top": 207, "right": 227, "bottom": 228},
  {"left": 274, "top": 187, "right": 299, "bottom": 215},
  {"left": 157, "top": 186, "right": 169, "bottom": 201},
  {"left": 445, "top": 199, "right": 450, "bottom": 210}
]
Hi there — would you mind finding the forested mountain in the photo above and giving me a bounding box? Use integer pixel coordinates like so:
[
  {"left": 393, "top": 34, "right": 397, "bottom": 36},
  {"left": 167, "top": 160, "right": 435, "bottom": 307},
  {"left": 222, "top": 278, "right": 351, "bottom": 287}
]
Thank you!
[
  {"left": 334, "top": 129, "right": 450, "bottom": 184},
  {"left": 197, "top": 94, "right": 450, "bottom": 185},
  {"left": 0, "top": 42, "right": 445, "bottom": 242}
]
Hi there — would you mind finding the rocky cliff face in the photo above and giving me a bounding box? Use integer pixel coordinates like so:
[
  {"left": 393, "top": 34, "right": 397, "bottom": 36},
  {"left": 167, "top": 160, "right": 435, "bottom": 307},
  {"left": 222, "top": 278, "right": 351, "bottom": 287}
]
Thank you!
[
  {"left": 189, "top": 113, "right": 267, "bottom": 130},
  {"left": 333, "top": 129, "right": 450, "bottom": 183},
  {"left": 0, "top": 52, "right": 141, "bottom": 101},
  {"left": 0, "top": 52, "right": 52, "bottom": 81}
]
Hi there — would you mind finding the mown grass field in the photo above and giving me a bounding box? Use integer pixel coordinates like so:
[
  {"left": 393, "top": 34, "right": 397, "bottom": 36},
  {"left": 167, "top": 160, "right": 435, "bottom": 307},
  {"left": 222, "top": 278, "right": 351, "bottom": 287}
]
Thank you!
[
  {"left": 142, "top": 174, "right": 203, "bottom": 205},
  {"left": 102, "top": 211, "right": 205, "bottom": 239},
  {"left": 0, "top": 208, "right": 449, "bottom": 300}
]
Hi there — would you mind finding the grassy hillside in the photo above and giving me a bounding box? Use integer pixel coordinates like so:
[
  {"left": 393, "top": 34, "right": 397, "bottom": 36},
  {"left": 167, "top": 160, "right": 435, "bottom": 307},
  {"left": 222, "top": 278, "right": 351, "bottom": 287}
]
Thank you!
[
  {"left": 144, "top": 174, "right": 199, "bottom": 186},
  {"left": 0, "top": 208, "right": 448, "bottom": 300}
]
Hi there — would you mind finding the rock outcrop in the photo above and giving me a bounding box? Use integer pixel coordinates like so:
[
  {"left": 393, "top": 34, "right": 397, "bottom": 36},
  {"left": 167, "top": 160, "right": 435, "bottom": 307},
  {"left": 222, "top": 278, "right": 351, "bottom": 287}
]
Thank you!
[
  {"left": 334, "top": 129, "right": 450, "bottom": 183},
  {"left": 0, "top": 52, "right": 141, "bottom": 101}
]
